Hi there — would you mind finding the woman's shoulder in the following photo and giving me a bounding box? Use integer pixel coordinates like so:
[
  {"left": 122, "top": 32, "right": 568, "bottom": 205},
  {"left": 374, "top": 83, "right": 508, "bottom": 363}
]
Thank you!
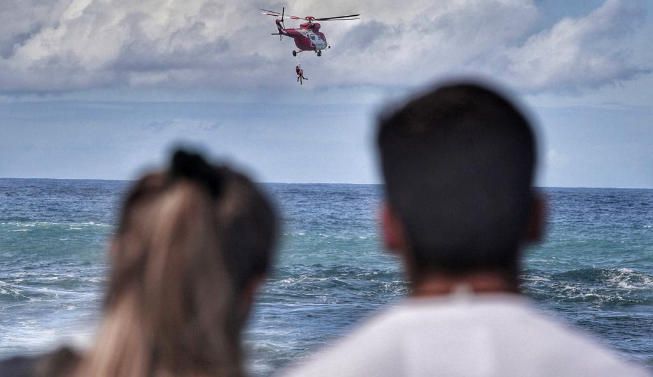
[{"left": 0, "top": 347, "right": 80, "bottom": 377}]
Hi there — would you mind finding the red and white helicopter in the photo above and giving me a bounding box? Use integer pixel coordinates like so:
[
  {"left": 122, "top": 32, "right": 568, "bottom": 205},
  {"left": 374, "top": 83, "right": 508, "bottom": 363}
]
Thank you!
[{"left": 261, "top": 8, "right": 360, "bottom": 57}]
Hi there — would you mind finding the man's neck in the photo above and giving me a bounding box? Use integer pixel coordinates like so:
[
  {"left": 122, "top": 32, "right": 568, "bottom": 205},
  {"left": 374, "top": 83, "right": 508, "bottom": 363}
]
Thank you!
[{"left": 410, "top": 270, "right": 519, "bottom": 297}]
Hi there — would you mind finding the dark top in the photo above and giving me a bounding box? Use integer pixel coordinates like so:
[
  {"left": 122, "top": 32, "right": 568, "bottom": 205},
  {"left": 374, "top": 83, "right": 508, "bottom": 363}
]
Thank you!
[
  {"left": 0, "top": 355, "right": 39, "bottom": 377},
  {"left": 0, "top": 348, "right": 79, "bottom": 377}
]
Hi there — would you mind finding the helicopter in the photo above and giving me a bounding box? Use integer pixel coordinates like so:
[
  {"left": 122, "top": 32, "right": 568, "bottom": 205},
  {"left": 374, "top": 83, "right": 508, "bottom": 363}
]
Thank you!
[{"left": 261, "top": 8, "right": 360, "bottom": 57}]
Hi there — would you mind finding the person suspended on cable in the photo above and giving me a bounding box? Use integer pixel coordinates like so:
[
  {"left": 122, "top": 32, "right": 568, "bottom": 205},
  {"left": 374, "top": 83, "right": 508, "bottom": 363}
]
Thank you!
[{"left": 296, "top": 65, "right": 308, "bottom": 85}]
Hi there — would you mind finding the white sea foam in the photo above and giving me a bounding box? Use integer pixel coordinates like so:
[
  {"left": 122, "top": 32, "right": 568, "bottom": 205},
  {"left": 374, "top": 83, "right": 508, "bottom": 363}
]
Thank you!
[
  {"left": 607, "top": 268, "right": 653, "bottom": 289},
  {"left": 556, "top": 284, "right": 622, "bottom": 304},
  {"left": 0, "top": 221, "right": 110, "bottom": 228},
  {"left": 0, "top": 321, "right": 95, "bottom": 358},
  {"left": 0, "top": 280, "right": 27, "bottom": 299},
  {"left": 523, "top": 275, "right": 551, "bottom": 282}
]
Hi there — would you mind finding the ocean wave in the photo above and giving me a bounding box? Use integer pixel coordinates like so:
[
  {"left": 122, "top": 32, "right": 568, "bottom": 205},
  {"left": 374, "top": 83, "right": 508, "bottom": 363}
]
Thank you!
[
  {"left": 0, "top": 321, "right": 95, "bottom": 359},
  {"left": 0, "top": 275, "right": 105, "bottom": 302},
  {"left": 607, "top": 268, "right": 653, "bottom": 289},
  {"left": 281, "top": 231, "right": 377, "bottom": 241},
  {"left": 557, "top": 284, "right": 627, "bottom": 304},
  {"left": 553, "top": 267, "right": 653, "bottom": 290},
  {"left": 523, "top": 267, "right": 653, "bottom": 307},
  {"left": 0, "top": 221, "right": 111, "bottom": 228},
  {"left": 0, "top": 280, "right": 29, "bottom": 300},
  {"left": 264, "top": 265, "right": 407, "bottom": 303}
]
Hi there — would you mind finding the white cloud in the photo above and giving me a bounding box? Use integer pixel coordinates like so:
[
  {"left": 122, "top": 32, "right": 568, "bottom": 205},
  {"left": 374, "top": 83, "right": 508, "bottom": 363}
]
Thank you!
[
  {"left": 0, "top": 0, "right": 69, "bottom": 58},
  {"left": 0, "top": 0, "right": 648, "bottom": 93},
  {"left": 498, "top": 0, "right": 649, "bottom": 92},
  {"left": 312, "top": 0, "right": 540, "bottom": 85}
]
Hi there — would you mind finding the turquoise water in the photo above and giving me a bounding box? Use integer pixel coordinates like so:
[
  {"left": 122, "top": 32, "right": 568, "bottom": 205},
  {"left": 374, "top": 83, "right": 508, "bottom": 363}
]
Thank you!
[{"left": 0, "top": 179, "right": 651, "bottom": 375}]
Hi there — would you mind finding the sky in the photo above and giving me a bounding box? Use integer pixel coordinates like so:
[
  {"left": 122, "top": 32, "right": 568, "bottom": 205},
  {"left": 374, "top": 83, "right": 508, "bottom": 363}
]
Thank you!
[{"left": 0, "top": 0, "right": 651, "bottom": 188}]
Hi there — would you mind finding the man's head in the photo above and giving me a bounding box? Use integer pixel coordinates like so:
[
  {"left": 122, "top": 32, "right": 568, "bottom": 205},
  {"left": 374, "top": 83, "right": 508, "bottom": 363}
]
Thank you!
[{"left": 377, "top": 82, "right": 541, "bottom": 280}]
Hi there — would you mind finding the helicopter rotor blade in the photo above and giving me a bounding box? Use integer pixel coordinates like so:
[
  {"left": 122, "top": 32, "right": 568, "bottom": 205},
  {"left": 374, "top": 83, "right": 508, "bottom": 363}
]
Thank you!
[
  {"left": 260, "top": 9, "right": 281, "bottom": 16},
  {"left": 261, "top": 8, "right": 360, "bottom": 22},
  {"left": 314, "top": 14, "right": 360, "bottom": 21},
  {"left": 259, "top": 8, "right": 307, "bottom": 21},
  {"left": 315, "top": 17, "right": 360, "bottom": 21}
]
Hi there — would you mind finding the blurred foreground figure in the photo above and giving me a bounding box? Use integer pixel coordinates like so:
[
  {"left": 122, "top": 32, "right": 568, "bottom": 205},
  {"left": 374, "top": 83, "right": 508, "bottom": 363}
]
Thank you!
[
  {"left": 282, "top": 82, "right": 650, "bottom": 377},
  {"left": 0, "top": 149, "right": 277, "bottom": 377}
]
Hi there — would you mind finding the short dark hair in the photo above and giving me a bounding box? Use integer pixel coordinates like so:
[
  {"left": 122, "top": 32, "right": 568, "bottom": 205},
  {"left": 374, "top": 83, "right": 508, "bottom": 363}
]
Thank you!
[{"left": 377, "top": 82, "right": 536, "bottom": 275}]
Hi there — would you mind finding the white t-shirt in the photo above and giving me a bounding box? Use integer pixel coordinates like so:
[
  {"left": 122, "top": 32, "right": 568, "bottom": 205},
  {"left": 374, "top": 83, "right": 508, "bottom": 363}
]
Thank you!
[{"left": 280, "top": 292, "right": 650, "bottom": 377}]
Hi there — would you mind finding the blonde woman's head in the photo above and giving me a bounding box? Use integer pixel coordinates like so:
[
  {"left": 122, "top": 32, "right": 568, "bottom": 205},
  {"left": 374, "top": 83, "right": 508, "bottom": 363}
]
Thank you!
[{"left": 77, "top": 149, "right": 277, "bottom": 377}]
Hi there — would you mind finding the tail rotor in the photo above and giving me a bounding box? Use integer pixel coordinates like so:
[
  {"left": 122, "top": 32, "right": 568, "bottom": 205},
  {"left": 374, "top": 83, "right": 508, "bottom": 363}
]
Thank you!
[{"left": 261, "top": 7, "right": 287, "bottom": 40}]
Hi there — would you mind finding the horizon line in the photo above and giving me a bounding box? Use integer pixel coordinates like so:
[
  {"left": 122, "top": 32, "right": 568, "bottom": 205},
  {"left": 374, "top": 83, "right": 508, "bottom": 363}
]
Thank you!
[{"left": 0, "top": 177, "right": 651, "bottom": 191}]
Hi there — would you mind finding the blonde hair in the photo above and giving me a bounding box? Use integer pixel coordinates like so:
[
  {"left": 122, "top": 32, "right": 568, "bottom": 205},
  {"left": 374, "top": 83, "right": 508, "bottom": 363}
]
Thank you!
[{"left": 74, "top": 151, "right": 277, "bottom": 377}]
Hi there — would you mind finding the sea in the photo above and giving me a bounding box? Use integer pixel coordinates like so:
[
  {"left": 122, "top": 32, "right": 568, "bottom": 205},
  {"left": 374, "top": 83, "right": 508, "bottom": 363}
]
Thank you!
[{"left": 0, "top": 179, "right": 651, "bottom": 375}]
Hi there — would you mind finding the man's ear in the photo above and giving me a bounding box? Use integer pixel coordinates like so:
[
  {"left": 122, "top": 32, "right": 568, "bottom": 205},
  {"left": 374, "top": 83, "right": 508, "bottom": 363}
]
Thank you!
[
  {"left": 381, "top": 202, "right": 407, "bottom": 253},
  {"left": 526, "top": 193, "right": 546, "bottom": 243}
]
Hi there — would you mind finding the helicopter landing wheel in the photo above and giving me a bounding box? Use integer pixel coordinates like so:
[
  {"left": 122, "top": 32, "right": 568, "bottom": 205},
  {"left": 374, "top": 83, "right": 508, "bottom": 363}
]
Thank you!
[
  {"left": 317, "top": 50, "right": 322, "bottom": 57},
  {"left": 292, "top": 50, "right": 297, "bottom": 57}
]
